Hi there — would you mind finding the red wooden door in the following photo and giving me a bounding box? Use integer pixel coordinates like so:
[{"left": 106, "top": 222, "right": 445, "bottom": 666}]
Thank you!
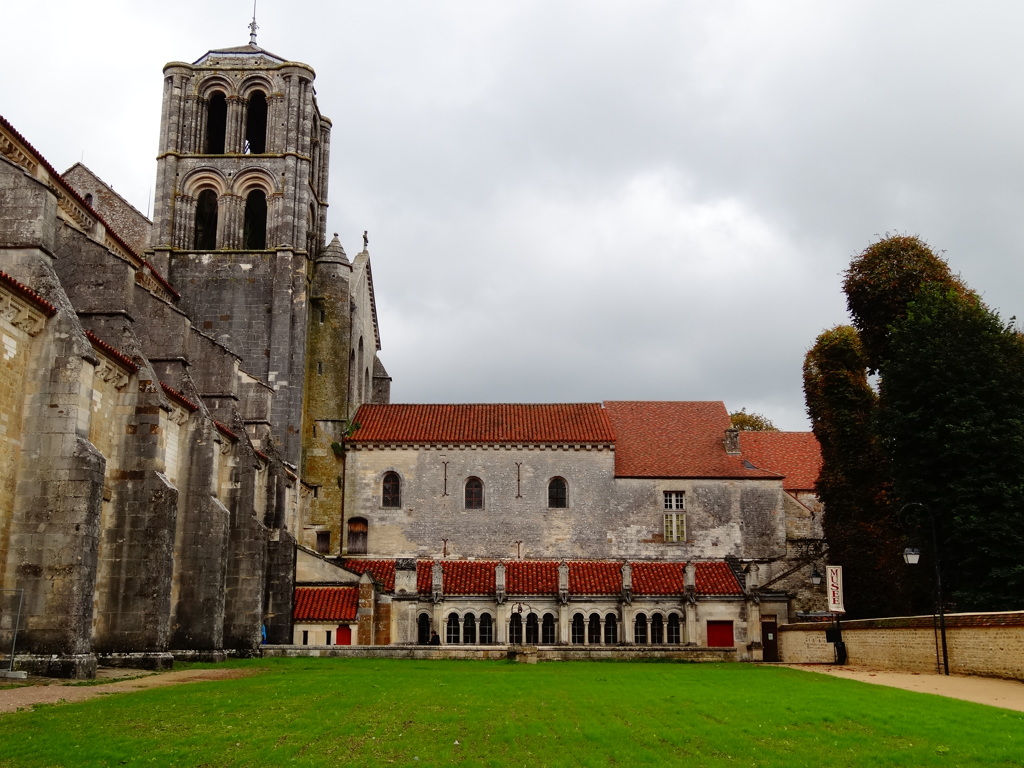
[
  {"left": 336, "top": 625, "right": 352, "bottom": 645},
  {"left": 706, "top": 620, "right": 734, "bottom": 648}
]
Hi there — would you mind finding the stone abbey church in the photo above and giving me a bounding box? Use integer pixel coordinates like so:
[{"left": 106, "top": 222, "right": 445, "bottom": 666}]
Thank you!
[{"left": 0, "top": 38, "right": 822, "bottom": 676}]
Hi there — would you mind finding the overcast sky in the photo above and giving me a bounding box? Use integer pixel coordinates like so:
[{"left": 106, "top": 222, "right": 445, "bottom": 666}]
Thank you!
[{"left": 4, "top": 1, "right": 1023, "bottom": 429}]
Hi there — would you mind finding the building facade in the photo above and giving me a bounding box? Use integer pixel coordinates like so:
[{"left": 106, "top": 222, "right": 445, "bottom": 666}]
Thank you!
[
  {"left": 0, "top": 37, "right": 387, "bottom": 677},
  {"left": 294, "top": 403, "right": 824, "bottom": 660}
]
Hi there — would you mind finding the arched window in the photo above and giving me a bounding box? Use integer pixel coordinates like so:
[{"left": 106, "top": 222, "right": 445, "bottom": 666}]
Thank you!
[
  {"left": 604, "top": 613, "right": 619, "bottom": 645},
  {"left": 667, "top": 614, "right": 681, "bottom": 644},
  {"left": 205, "top": 92, "right": 227, "bottom": 154},
  {"left": 571, "top": 614, "right": 585, "bottom": 644},
  {"left": 382, "top": 472, "right": 401, "bottom": 508},
  {"left": 446, "top": 613, "right": 460, "bottom": 644},
  {"left": 245, "top": 91, "right": 268, "bottom": 153},
  {"left": 194, "top": 189, "right": 218, "bottom": 250},
  {"left": 525, "top": 613, "right": 539, "bottom": 644},
  {"left": 347, "top": 517, "right": 367, "bottom": 555},
  {"left": 465, "top": 477, "right": 483, "bottom": 509},
  {"left": 417, "top": 614, "right": 431, "bottom": 645},
  {"left": 508, "top": 613, "right": 523, "bottom": 644},
  {"left": 588, "top": 613, "right": 601, "bottom": 644},
  {"left": 479, "top": 613, "right": 493, "bottom": 644},
  {"left": 548, "top": 477, "right": 567, "bottom": 508},
  {"left": 542, "top": 614, "right": 556, "bottom": 644},
  {"left": 463, "top": 613, "right": 477, "bottom": 644},
  {"left": 243, "top": 189, "right": 267, "bottom": 250},
  {"left": 634, "top": 613, "right": 648, "bottom": 645},
  {"left": 651, "top": 613, "right": 664, "bottom": 644}
]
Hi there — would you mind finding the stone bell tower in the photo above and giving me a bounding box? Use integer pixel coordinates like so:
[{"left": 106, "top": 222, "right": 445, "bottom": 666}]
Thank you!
[{"left": 148, "top": 36, "right": 332, "bottom": 464}]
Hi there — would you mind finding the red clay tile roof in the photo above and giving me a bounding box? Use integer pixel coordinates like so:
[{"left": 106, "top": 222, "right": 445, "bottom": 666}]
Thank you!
[
  {"left": 293, "top": 586, "right": 358, "bottom": 621},
  {"left": 693, "top": 562, "right": 744, "bottom": 595},
  {"left": 340, "top": 559, "right": 396, "bottom": 591},
  {"left": 349, "top": 404, "right": 615, "bottom": 445},
  {"left": 570, "top": 561, "right": 623, "bottom": 594},
  {"left": 603, "top": 401, "right": 779, "bottom": 479},
  {"left": 160, "top": 382, "right": 199, "bottom": 412},
  {"left": 506, "top": 561, "right": 559, "bottom": 595},
  {"left": 389, "top": 559, "right": 741, "bottom": 597},
  {"left": 85, "top": 331, "right": 139, "bottom": 374},
  {"left": 0, "top": 271, "right": 58, "bottom": 316},
  {"left": 738, "top": 431, "right": 821, "bottom": 491},
  {"left": 631, "top": 562, "right": 687, "bottom": 595}
]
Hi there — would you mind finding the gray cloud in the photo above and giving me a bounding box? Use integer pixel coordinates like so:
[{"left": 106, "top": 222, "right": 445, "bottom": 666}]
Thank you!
[{"left": 5, "top": 1, "right": 1022, "bottom": 429}]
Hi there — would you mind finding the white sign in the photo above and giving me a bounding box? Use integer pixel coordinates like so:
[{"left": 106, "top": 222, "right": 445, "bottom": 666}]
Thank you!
[{"left": 826, "top": 565, "right": 845, "bottom": 614}]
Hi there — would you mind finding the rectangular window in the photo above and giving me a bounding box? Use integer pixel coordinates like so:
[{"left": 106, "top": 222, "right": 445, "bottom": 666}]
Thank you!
[
  {"left": 664, "top": 513, "right": 685, "bottom": 542},
  {"left": 663, "top": 490, "right": 685, "bottom": 510},
  {"left": 325, "top": 630, "right": 332, "bottom": 646}
]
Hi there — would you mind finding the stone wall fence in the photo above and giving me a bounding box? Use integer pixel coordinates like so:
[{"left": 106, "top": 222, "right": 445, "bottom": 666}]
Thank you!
[{"left": 779, "top": 611, "right": 1024, "bottom": 681}]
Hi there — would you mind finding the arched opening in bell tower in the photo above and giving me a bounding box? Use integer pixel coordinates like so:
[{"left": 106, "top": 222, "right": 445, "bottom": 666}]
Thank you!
[
  {"left": 194, "top": 189, "right": 218, "bottom": 250},
  {"left": 245, "top": 91, "right": 268, "bottom": 154},
  {"left": 205, "top": 92, "right": 227, "bottom": 154},
  {"left": 243, "top": 189, "right": 267, "bottom": 249}
]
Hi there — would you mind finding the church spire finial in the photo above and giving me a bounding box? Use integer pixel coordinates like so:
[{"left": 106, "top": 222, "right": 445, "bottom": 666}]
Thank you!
[{"left": 248, "top": 0, "right": 259, "bottom": 46}]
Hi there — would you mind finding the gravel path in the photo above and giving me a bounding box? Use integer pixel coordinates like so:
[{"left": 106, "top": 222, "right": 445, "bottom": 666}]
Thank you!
[
  {"left": 785, "top": 664, "right": 1024, "bottom": 712},
  {"left": 0, "top": 668, "right": 252, "bottom": 714}
]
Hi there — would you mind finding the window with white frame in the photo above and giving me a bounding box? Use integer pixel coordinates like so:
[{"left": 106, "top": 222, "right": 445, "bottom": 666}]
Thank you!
[
  {"left": 664, "top": 513, "right": 685, "bottom": 542},
  {"left": 663, "top": 490, "right": 685, "bottom": 542}
]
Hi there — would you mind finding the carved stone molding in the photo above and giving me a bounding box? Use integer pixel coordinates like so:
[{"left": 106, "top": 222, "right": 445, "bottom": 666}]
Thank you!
[
  {"left": 0, "top": 289, "right": 48, "bottom": 337},
  {"left": 96, "top": 358, "right": 130, "bottom": 390},
  {"left": 0, "top": 132, "right": 37, "bottom": 175}
]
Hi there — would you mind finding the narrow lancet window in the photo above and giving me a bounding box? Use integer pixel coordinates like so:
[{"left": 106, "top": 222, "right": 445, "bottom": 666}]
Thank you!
[
  {"left": 205, "top": 92, "right": 227, "bottom": 154},
  {"left": 194, "top": 189, "right": 218, "bottom": 250},
  {"left": 245, "top": 91, "right": 268, "bottom": 153},
  {"left": 243, "top": 189, "right": 267, "bottom": 249}
]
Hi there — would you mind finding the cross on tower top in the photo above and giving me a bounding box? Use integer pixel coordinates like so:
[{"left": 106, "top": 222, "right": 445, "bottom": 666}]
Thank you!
[{"left": 248, "top": 1, "right": 259, "bottom": 45}]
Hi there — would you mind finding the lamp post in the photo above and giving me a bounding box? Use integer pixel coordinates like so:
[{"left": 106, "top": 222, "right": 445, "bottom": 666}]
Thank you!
[{"left": 901, "top": 503, "right": 949, "bottom": 676}]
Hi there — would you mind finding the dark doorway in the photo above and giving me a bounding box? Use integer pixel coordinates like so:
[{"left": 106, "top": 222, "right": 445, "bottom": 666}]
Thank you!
[
  {"left": 761, "top": 618, "right": 779, "bottom": 662},
  {"left": 347, "top": 517, "right": 367, "bottom": 555}
]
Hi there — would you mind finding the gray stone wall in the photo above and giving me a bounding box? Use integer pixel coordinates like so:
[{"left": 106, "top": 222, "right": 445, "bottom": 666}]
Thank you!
[
  {"left": 62, "top": 163, "right": 153, "bottom": 254},
  {"left": 343, "top": 445, "right": 789, "bottom": 563}
]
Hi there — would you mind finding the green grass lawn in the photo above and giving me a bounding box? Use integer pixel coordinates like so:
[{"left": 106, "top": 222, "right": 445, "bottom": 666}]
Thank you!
[{"left": 0, "top": 658, "right": 1021, "bottom": 767}]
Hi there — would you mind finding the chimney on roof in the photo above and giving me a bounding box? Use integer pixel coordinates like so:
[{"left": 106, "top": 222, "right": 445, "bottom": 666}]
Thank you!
[{"left": 724, "top": 427, "right": 741, "bottom": 455}]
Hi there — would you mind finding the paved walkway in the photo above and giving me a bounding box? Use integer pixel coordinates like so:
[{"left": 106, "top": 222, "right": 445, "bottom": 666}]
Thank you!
[{"left": 785, "top": 664, "right": 1024, "bottom": 712}]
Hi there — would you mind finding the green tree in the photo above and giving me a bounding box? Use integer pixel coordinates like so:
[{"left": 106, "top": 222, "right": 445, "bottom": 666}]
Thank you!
[
  {"left": 803, "top": 325, "right": 910, "bottom": 617},
  {"left": 729, "top": 408, "right": 779, "bottom": 431},
  {"left": 808, "top": 234, "right": 1024, "bottom": 614},
  {"left": 842, "top": 234, "right": 969, "bottom": 370},
  {"left": 880, "top": 286, "right": 1024, "bottom": 610}
]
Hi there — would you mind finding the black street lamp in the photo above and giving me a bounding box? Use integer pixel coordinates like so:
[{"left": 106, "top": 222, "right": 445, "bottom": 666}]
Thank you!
[{"left": 901, "top": 503, "right": 950, "bottom": 676}]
